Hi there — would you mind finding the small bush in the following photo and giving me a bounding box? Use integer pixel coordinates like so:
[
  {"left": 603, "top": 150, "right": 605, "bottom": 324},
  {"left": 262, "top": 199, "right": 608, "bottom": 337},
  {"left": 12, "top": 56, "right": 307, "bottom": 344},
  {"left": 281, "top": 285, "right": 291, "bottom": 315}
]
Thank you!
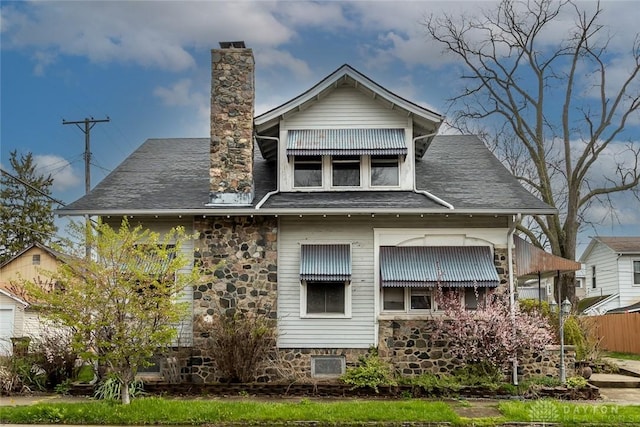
[
  {"left": 565, "top": 376, "right": 588, "bottom": 389},
  {"left": 340, "top": 348, "right": 396, "bottom": 392},
  {"left": 199, "top": 300, "right": 277, "bottom": 383},
  {"left": 94, "top": 374, "right": 144, "bottom": 401}
]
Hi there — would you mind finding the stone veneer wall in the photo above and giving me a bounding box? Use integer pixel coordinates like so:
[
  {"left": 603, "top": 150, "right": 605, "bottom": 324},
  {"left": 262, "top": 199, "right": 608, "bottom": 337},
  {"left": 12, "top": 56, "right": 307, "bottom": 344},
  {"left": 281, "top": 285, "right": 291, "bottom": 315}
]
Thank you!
[
  {"left": 378, "top": 320, "right": 575, "bottom": 379},
  {"left": 191, "top": 216, "right": 277, "bottom": 383}
]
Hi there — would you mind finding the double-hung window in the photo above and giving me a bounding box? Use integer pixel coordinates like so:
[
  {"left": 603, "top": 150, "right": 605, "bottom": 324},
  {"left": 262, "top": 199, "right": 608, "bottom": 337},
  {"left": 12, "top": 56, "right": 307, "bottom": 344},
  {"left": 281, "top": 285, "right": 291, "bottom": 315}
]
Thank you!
[
  {"left": 371, "top": 156, "right": 399, "bottom": 187},
  {"left": 634, "top": 261, "right": 640, "bottom": 286},
  {"left": 294, "top": 156, "right": 322, "bottom": 187},
  {"left": 332, "top": 156, "right": 360, "bottom": 187},
  {"left": 300, "top": 244, "right": 351, "bottom": 318}
]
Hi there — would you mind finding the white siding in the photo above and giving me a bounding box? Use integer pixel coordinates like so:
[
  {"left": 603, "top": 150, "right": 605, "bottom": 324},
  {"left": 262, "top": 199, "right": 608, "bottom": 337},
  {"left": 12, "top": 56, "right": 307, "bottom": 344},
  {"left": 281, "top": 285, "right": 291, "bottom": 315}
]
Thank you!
[
  {"left": 278, "top": 216, "right": 376, "bottom": 348},
  {"left": 283, "top": 87, "right": 409, "bottom": 129},
  {"left": 618, "top": 256, "right": 640, "bottom": 306},
  {"left": 278, "top": 87, "right": 414, "bottom": 191},
  {"left": 277, "top": 215, "right": 509, "bottom": 348},
  {"left": 104, "top": 217, "right": 195, "bottom": 346},
  {"left": 584, "top": 242, "right": 620, "bottom": 299},
  {"left": 23, "top": 311, "right": 43, "bottom": 343}
]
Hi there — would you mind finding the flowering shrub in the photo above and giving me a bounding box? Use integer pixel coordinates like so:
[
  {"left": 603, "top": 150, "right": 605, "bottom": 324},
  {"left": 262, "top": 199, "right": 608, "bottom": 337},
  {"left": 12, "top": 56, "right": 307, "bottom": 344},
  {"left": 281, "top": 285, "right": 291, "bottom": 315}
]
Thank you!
[{"left": 431, "top": 288, "right": 553, "bottom": 373}]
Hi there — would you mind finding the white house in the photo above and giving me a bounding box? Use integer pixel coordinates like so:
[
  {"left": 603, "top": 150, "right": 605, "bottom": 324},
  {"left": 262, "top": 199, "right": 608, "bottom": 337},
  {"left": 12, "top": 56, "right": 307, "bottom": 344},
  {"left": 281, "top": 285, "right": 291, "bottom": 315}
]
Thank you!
[
  {"left": 579, "top": 237, "right": 640, "bottom": 315},
  {"left": 58, "top": 41, "right": 576, "bottom": 382}
]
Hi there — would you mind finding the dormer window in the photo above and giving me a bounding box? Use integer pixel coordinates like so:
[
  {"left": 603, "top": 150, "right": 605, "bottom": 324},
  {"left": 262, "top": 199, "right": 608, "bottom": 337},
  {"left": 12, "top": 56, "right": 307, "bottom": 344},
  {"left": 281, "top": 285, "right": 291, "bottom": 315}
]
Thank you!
[
  {"left": 294, "top": 156, "right": 322, "bottom": 187},
  {"left": 332, "top": 156, "right": 361, "bottom": 187},
  {"left": 371, "top": 156, "right": 399, "bottom": 186}
]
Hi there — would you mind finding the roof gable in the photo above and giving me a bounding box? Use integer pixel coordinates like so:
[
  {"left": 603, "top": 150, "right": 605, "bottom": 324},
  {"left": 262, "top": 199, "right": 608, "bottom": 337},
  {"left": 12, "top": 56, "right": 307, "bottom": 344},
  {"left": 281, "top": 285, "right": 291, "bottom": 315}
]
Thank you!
[
  {"left": 254, "top": 64, "right": 443, "bottom": 133},
  {"left": 579, "top": 236, "right": 640, "bottom": 262},
  {"left": 0, "top": 242, "right": 66, "bottom": 270}
]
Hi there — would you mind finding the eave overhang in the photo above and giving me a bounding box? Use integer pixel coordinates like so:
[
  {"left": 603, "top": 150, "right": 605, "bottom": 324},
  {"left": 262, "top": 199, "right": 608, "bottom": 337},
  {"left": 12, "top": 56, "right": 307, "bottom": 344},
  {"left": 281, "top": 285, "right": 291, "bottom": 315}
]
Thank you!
[{"left": 57, "top": 207, "right": 558, "bottom": 217}]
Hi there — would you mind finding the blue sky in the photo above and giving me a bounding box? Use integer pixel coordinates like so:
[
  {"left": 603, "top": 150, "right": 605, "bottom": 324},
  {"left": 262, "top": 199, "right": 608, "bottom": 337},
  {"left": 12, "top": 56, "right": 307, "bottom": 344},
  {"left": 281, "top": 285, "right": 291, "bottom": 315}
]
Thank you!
[{"left": 1, "top": 0, "right": 639, "bottom": 256}]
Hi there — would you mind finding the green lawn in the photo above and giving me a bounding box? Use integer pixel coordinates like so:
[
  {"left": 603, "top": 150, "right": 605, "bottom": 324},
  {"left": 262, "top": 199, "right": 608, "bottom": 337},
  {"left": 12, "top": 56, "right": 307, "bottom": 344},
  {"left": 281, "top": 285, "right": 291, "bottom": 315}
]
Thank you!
[
  {"left": 2, "top": 397, "right": 640, "bottom": 426},
  {"left": 605, "top": 351, "right": 640, "bottom": 361}
]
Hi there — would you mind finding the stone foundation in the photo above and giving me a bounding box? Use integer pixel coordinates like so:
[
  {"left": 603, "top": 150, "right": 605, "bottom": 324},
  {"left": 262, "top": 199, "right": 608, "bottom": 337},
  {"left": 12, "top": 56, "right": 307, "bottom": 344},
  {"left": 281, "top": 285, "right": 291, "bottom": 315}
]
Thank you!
[
  {"left": 379, "top": 319, "right": 574, "bottom": 380},
  {"left": 277, "top": 348, "right": 370, "bottom": 380}
]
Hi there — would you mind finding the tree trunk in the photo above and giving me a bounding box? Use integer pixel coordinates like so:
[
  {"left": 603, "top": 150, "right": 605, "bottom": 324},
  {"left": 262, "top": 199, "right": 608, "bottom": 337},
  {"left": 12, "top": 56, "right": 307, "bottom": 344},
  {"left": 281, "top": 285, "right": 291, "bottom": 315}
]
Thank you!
[{"left": 121, "top": 379, "right": 130, "bottom": 405}]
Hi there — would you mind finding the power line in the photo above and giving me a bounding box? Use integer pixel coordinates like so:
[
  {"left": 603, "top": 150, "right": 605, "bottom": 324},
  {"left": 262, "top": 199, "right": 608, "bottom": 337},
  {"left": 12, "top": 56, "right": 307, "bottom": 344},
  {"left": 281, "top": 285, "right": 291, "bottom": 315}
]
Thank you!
[{"left": 0, "top": 168, "right": 66, "bottom": 206}]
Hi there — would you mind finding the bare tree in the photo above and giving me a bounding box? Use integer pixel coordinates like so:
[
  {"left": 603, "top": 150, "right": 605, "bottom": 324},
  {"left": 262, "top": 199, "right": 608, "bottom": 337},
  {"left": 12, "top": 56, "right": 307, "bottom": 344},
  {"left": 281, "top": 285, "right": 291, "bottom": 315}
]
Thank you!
[{"left": 426, "top": 0, "right": 640, "bottom": 301}]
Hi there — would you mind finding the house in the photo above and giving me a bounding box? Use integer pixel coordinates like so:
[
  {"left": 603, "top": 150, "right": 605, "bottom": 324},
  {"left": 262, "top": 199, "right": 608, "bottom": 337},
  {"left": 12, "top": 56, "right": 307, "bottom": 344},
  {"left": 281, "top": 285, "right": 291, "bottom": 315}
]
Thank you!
[
  {"left": 0, "top": 242, "right": 64, "bottom": 355},
  {"left": 579, "top": 236, "right": 640, "bottom": 315},
  {"left": 58, "top": 41, "right": 576, "bottom": 382}
]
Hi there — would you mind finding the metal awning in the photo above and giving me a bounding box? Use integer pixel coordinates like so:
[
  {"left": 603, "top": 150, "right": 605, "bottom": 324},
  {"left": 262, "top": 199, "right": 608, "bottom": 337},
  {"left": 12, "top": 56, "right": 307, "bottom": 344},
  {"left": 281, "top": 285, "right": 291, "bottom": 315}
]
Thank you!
[
  {"left": 300, "top": 244, "right": 351, "bottom": 281},
  {"left": 287, "top": 129, "right": 407, "bottom": 156},
  {"left": 514, "top": 236, "right": 581, "bottom": 278},
  {"left": 380, "top": 246, "right": 500, "bottom": 288}
]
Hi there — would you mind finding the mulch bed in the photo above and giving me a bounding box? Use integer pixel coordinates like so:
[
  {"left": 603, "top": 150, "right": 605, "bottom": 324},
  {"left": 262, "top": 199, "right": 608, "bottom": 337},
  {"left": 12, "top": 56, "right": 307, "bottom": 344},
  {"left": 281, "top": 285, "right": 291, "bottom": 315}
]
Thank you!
[{"left": 69, "top": 381, "right": 600, "bottom": 400}]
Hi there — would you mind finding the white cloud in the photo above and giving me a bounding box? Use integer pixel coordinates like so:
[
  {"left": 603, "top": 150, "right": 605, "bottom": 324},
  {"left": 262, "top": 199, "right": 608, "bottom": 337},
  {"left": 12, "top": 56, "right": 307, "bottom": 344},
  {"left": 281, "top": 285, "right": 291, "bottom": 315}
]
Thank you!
[
  {"left": 33, "top": 154, "right": 81, "bottom": 191},
  {"left": 1, "top": 1, "right": 296, "bottom": 74}
]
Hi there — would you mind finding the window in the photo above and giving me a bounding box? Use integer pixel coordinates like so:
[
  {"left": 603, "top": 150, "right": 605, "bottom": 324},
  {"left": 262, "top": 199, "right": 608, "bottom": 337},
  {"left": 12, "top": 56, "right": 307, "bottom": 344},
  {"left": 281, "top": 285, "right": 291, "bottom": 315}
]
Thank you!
[
  {"left": 592, "top": 266, "right": 597, "bottom": 289},
  {"left": 382, "top": 287, "right": 404, "bottom": 310},
  {"left": 410, "top": 288, "right": 432, "bottom": 310},
  {"left": 371, "top": 156, "right": 399, "bottom": 186},
  {"left": 32, "top": 254, "right": 40, "bottom": 265},
  {"left": 332, "top": 156, "right": 360, "bottom": 187},
  {"left": 306, "top": 281, "right": 345, "bottom": 314},
  {"left": 634, "top": 261, "right": 640, "bottom": 286},
  {"left": 294, "top": 156, "right": 322, "bottom": 187},
  {"left": 464, "top": 288, "right": 487, "bottom": 310},
  {"left": 311, "top": 356, "right": 345, "bottom": 378}
]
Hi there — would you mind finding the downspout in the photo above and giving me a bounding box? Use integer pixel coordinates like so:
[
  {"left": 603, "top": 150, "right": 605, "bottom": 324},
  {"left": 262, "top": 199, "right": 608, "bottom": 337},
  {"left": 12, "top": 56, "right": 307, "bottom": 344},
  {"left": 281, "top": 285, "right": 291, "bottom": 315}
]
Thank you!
[
  {"left": 508, "top": 213, "right": 522, "bottom": 385},
  {"left": 254, "top": 134, "right": 280, "bottom": 210},
  {"left": 412, "top": 133, "right": 454, "bottom": 210}
]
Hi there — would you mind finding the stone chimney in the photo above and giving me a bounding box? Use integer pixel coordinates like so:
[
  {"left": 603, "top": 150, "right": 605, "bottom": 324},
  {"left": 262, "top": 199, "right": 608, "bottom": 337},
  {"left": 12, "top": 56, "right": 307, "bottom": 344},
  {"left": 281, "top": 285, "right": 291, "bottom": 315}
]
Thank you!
[{"left": 208, "top": 41, "right": 254, "bottom": 206}]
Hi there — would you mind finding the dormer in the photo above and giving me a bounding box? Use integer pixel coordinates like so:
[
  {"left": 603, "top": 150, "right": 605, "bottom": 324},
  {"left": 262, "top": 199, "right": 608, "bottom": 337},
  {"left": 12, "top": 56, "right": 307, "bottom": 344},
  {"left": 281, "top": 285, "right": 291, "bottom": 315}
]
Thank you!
[{"left": 254, "top": 65, "right": 443, "bottom": 193}]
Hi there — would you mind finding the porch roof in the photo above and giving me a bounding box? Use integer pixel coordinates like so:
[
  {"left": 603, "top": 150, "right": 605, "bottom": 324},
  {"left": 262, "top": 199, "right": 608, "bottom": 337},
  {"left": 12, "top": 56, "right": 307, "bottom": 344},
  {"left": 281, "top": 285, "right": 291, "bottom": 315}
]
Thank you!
[
  {"left": 379, "top": 246, "right": 500, "bottom": 288},
  {"left": 514, "top": 236, "right": 581, "bottom": 278}
]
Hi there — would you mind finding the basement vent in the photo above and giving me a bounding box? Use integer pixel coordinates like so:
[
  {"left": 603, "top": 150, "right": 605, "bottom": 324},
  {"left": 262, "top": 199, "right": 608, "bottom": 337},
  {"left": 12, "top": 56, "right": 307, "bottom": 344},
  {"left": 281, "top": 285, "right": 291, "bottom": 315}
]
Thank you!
[{"left": 311, "top": 356, "right": 345, "bottom": 378}]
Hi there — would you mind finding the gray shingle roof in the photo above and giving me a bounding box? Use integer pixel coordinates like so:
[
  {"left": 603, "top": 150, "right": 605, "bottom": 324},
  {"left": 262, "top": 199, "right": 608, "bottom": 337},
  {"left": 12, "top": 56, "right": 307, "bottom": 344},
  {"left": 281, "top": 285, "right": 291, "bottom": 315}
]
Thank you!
[
  {"left": 595, "top": 237, "right": 640, "bottom": 254},
  {"left": 59, "top": 135, "right": 552, "bottom": 215}
]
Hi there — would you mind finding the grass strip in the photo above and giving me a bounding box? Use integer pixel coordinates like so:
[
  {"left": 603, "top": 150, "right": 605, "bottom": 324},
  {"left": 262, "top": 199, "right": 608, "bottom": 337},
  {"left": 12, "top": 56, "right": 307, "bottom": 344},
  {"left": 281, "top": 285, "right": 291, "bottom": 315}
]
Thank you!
[
  {"left": 605, "top": 352, "right": 640, "bottom": 362},
  {"left": 0, "top": 397, "right": 461, "bottom": 425},
  {"left": 499, "top": 400, "right": 640, "bottom": 426}
]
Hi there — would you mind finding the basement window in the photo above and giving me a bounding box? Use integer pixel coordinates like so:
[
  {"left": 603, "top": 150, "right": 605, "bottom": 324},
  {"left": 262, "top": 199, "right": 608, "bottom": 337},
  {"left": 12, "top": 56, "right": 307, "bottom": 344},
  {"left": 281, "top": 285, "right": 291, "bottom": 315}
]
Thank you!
[{"left": 311, "top": 356, "right": 345, "bottom": 378}]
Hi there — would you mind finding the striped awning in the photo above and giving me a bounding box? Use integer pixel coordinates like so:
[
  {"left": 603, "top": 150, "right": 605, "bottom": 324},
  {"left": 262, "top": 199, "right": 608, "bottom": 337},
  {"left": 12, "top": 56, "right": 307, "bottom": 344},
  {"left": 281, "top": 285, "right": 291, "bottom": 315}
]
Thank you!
[
  {"left": 287, "top": 129, "right": 407, "bottom": 156},
  {"left": 300, "top": 244, "right": 351, "bottom": 282},
  {"left": 380, "top": 246, "right": 500, "bottom": 288}
]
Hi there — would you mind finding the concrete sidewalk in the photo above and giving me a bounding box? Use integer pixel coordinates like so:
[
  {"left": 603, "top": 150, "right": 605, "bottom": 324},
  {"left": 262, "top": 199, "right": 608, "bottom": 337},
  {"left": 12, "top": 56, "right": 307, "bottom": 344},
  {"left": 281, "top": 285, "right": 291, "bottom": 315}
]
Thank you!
[{"left": 603, "top": 357, "right": 640, "bottom": 377}]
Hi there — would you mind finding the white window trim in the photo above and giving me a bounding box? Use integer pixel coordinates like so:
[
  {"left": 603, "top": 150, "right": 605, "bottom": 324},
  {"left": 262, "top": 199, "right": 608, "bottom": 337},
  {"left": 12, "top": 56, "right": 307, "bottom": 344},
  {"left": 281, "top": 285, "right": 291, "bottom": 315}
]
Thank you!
[
  {"left": 380, "top": 287, "right": 439, "bottom": 314},
  {"left": 633, "top": 259, "right": 640, "bottom": 287},
  {"left": 300, "top": 280, "right": 352, "bottom": 319},
  {"left": 290, "top": 154, "right": 406, "bottom": 191}
]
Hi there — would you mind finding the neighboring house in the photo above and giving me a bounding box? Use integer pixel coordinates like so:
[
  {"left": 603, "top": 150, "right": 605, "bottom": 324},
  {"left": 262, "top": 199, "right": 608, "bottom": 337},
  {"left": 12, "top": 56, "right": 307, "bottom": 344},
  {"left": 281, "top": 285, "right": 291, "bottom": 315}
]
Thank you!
[
  {"left": 0, "top": 242, "right": 64, "bottom": 355},
  {"left": 579, "top": 236, "right": 640, "bottom": 315},
  {"left": 58, "top": 42, "right": 576, "bottom": 382},
  {"left": 0, "top": 288, "right": 29, "bottom": 356}
]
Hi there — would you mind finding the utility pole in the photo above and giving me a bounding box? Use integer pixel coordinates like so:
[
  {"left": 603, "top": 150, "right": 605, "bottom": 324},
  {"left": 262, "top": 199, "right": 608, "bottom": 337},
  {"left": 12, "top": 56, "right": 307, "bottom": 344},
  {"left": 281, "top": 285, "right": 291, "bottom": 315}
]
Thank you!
[
  {"left": 63, "top": 116, "right": 110, "bottom": 258},
  {"left": 62, "top": 117, "right": 110, "bottom": 195}
]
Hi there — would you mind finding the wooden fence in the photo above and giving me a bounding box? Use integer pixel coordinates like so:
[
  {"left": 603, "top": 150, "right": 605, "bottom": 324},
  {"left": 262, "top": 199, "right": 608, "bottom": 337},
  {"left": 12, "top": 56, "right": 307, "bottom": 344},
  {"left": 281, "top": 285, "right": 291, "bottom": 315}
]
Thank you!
[{"left": 591, "top": 313, "right": 640, "bottom": 354}]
